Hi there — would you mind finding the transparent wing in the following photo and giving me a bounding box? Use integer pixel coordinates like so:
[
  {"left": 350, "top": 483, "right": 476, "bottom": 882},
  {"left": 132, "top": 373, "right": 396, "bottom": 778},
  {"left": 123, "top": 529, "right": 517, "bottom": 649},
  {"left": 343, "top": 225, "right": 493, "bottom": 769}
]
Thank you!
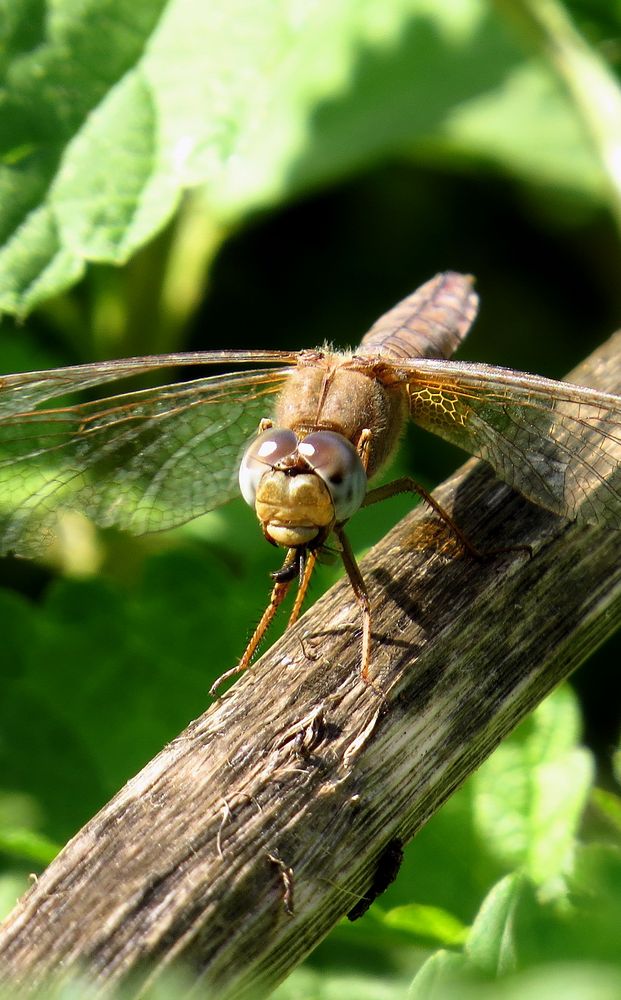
[
  {"left": 395, "top": 359, "right": 621, "bottom": 527},
  {"left": 0, "top": 350, "right": 297, "bottom": 416},
  {"left": 0, "top": 360, "right": 293, "bottom": 556}
]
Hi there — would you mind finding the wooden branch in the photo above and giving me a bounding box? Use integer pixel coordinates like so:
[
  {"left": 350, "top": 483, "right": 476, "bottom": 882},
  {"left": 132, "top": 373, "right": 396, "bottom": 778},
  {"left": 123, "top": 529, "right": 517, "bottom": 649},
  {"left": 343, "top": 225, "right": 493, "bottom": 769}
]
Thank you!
[{"left": 0, "top": 335, "right": 620, "bottom": 998}]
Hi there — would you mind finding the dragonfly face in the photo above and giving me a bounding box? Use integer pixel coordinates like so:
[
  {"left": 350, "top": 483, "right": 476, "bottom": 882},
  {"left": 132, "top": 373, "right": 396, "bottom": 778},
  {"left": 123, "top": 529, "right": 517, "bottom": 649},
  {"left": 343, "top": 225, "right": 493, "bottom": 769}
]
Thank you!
[
  {"left": 0, "top": 271, "right": 619, "bottom": 692},
  {"left": 239, "top": 427, "right": 368, "bottom": 548}
]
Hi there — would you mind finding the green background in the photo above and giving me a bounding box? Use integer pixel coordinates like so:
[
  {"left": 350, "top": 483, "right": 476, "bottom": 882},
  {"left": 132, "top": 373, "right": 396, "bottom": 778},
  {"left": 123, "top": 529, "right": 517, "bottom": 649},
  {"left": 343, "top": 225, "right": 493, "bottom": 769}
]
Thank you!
[{"left": 1, "top": 0, "right": 621, "bottom": 997}]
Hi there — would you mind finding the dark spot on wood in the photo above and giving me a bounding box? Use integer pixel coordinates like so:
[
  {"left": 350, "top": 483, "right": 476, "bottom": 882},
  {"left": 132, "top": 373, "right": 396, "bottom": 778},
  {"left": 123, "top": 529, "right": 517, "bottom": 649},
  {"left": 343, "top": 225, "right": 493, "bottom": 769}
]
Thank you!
[{"left": 347, "top": 837, "right": 404, "bottom": 921}]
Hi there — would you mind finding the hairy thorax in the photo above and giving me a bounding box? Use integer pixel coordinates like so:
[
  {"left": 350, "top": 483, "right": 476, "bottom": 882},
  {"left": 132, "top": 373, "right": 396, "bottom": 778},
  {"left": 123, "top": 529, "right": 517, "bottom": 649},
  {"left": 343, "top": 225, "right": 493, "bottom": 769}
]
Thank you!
[{"left": 274, "top": 351, "right": 408, "bottom": 479}]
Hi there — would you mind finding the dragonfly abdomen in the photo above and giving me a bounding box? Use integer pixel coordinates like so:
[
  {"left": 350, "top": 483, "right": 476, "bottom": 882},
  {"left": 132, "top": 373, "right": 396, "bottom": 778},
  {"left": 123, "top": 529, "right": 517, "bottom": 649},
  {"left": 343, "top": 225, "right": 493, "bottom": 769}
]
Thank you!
[{"left": 357, "top": 272, "right": 479, "bottom": 361}]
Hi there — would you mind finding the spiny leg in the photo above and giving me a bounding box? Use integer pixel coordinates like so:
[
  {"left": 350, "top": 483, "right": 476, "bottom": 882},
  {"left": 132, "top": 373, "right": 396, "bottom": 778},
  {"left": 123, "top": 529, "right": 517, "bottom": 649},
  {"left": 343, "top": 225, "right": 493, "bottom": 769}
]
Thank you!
[
  {"left": 363, "top": 476, "right": 531, "bottom": 560},
  {"left": 334, "top": 525, "right": 372, "bottom": 683},
  {"left": 288, "top": 547, "right": 318, "bottom": 627},
  {"left": 209, "top": 548, "right": 298, "bottom": 697}
]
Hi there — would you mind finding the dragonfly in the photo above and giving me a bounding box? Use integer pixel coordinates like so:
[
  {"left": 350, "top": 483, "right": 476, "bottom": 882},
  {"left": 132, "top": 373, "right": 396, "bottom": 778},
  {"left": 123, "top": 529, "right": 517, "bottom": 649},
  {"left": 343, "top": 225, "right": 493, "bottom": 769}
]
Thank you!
[{"left": 0, "top": 272, "right": 619, "bottom": 694}]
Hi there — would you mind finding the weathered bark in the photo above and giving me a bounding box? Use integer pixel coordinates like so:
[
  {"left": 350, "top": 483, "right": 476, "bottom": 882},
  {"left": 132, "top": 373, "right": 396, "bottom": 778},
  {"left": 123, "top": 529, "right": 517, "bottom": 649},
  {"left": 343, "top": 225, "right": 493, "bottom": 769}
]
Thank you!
[{"left": 0, "top": 334, "right": 620, "bottom": 998}]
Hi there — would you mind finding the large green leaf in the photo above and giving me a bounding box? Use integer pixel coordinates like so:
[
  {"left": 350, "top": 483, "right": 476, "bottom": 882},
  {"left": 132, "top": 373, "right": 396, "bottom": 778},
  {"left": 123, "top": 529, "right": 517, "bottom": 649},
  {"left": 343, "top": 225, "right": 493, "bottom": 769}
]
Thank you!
[
  {"left": 472, "top": 686, "right": 594, "bottom": 895},
  {"left": 409, "top": 962, "right": 621, "bottom": 1000},
  {"left": 0, "top": 502, "right": 286, "bottom": 842},
  {"left": 0, "top": 0, "right": 608, "bottom": 314}
]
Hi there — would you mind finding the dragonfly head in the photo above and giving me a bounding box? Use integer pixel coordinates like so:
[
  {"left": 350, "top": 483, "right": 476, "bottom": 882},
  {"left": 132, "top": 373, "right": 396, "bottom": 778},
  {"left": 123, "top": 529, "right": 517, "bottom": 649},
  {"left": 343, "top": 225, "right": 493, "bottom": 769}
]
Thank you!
[{"left": 239, "top": 427, "right": 367, "bottom": 548}]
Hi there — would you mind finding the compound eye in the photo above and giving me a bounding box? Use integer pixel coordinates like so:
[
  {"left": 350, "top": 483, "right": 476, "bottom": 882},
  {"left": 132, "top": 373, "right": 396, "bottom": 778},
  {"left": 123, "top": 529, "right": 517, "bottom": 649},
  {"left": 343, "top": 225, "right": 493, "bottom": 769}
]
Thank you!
[
  {"left": 298, "top": 431, "right": 367, "bottom": 521},
  {"left": 239, "top": 428, "right": 297, "bottom": 507}
]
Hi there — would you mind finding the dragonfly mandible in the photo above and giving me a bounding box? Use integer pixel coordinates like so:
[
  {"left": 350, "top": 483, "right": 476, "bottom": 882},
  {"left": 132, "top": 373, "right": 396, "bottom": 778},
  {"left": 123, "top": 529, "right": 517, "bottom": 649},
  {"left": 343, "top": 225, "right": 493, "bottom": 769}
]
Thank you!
[{"left": 0, "top": 272, "right": 619, "bottom": 693}]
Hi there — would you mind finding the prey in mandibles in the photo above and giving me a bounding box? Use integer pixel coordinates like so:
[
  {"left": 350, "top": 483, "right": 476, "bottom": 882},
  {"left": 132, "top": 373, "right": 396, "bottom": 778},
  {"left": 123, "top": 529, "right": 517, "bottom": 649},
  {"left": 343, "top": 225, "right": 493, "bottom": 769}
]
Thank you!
[{"left": 0, "top": 272, "right": 619, "bottom": 695}]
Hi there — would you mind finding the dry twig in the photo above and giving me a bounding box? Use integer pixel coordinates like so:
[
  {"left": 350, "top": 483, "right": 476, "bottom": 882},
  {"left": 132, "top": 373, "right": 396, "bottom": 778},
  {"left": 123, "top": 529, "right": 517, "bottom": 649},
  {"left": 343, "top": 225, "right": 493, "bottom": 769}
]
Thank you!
[{"left": 0, "top": 334, "right": 620, "bottom": 998}]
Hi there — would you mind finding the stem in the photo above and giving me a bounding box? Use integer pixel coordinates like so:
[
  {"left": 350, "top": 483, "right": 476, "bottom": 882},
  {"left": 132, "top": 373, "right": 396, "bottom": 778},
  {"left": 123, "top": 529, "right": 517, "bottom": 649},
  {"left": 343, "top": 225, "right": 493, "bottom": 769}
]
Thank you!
[
  {"left": 0, "top": 333, "right": 619, "bottom": 998},
  {"left": 494, "top": 0, "right": 621, "bottom": 233}
]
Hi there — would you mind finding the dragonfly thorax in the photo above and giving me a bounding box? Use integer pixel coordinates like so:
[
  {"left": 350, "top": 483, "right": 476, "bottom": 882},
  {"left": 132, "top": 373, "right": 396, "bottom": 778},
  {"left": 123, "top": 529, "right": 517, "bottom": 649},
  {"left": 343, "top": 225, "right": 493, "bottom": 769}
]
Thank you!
[{"left": 239, "top": 427, "right": 367, "bottom": 547}]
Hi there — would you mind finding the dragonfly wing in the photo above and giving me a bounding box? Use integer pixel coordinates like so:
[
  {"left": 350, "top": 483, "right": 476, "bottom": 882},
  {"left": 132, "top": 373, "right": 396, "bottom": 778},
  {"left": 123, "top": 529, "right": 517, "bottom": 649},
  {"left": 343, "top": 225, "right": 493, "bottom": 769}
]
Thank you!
[
  {"left": 0, "top": 367, "right": 290, "bottom": 556},
  {"left": 398, "top": 359, "right": 621, "bottom": 527},
  {"left": 0, "top": 350, "right": 298, "bottom": 416}
]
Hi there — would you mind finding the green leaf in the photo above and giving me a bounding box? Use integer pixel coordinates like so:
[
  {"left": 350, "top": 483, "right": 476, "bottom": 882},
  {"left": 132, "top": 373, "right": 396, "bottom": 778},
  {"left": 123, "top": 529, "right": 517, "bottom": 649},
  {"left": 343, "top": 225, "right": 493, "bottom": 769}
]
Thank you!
[
  {"left": 409, "top": 962, "right": 621, "bottom": 1000},
  {"left": 492, "top": 0, "right": 621, "bottom": 230},
  {"left": 0, "top": 872, "right": 30, "bottom": 922},
  {"left": 378, "top": 901, "right": 468, "bottom": 946},
  {"left": 590, "top": 787, "right": 621, "bottom": 836},
  {"left": 462, "top": 844, "right": 621, "bottom": 976},
  {"left": 0, "top": 827, "right": 59, "bottom": 866},
  {"left": 0, "top": 0, "right": 606, "bottom": 314},
  {"left": 472, "top": 686, "right": 594, "bottom": 894},
  {"left": 0, "top": 509, "right": 284, "bottom": 842},
  {"left": 408, "top": 950, "right": 469, "bottom": 1000},
  {"left": 464, "top": 872, "right": 525, "bottom": 976},
  {"left": 442, "top": 57, "right": 603, "bottom": 196},
  {"left": 272, "top": 966, "right": 410, "bottom": 1000},
  {"left": 568, "top": 842, "right": 621, "bottom": 958}
]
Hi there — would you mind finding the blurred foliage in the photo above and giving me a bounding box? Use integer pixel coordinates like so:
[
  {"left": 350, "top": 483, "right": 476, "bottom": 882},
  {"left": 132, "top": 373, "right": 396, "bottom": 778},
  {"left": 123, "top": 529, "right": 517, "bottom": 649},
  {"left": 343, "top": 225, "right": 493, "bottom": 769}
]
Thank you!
[
  {"left": 1, "top": 0, "right": 621, "bottom": 997},
  {"left": 274, "top": 688, "right": 621, "bottom": 1000}
]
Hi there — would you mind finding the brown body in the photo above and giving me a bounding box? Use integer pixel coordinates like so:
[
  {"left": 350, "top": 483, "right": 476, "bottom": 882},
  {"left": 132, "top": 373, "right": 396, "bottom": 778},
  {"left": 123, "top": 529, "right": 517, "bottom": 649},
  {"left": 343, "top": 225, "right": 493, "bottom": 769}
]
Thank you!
[
  {"left": 274, "top": 353, "right": 407, "bottom": 480},
  {"left": 275, "top": 272, "right": 479, "bottom": 480}
]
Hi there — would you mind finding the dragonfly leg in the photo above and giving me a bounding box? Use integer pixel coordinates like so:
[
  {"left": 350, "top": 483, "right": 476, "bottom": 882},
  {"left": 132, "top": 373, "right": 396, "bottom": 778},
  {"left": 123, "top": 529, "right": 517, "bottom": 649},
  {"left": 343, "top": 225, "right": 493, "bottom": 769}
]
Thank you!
[
  {"left": 334, "top": 525, "right": 373, "bottom": 684},
  {"left": 362, "top": 477, "right": 532, "bottom": 560},
  {"left": 209, "top": 548, "right": 297, "bottom": 697},
  {"left": 287, "top": 547, "right": 318, "bottom": 627}
]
